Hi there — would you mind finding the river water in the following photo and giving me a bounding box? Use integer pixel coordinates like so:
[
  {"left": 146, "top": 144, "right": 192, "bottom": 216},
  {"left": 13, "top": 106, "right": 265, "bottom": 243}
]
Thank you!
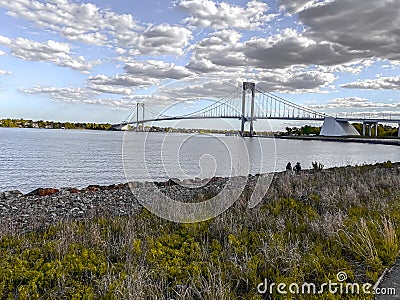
[{"left": 1, "top": 128, "right": 399, "bottom": 193}]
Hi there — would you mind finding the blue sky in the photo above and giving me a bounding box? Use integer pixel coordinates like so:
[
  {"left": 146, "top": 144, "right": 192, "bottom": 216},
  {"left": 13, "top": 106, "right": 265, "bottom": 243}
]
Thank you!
[{"left": 0, "top": 0, "right": 400, "bottom": 129}]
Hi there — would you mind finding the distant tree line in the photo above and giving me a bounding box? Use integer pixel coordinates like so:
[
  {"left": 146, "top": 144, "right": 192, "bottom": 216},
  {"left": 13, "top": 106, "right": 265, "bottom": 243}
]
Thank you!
[
  {"left": 0, "top": 118, "right": 112, "bottom": 131},
  {"left": 280, "top": 125, "right": 321, "bottom": 136}
]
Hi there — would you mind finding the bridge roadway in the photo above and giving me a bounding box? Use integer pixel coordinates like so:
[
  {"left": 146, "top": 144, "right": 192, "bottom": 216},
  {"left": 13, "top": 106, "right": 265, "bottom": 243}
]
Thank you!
[{"left": 336, "top": 118, "right": 400, "bottom": 124}]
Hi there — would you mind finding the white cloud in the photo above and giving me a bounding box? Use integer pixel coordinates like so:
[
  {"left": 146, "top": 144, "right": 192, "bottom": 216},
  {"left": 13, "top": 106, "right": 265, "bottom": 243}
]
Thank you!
[
  {"left": 341, "top": 76, "right": 400, "bottom": 90},
  {"left": 307, "top": 97, "right": 400, "bottom": 109},
  {"left": 21, "top": 86, "right": 99, "bottom": 101},
  {"left": 256, "top": 69, "right": 336, "bottom": 93},
  {"left": 289, "top": 0, "right": 400, "bottom": 61},
  {"left": 190, "top": 29, "right": 242, "bottom": 50},
  {"left": 242, "top": 29, "right": 368, "bottom": 69},
  {"left": 278, "top": 0, "right": 321, "bottom": 14},
  {"left": 185, "top": 1, "right": 400, "bottom": 76},
  {"left": 187, "top": 58, "right": 221, "bottom": 73},
  {"left": 20, "top": 85, "right": 137, "bottom": 110},
  {"left": 189, "top": 28, "right": 371, "bottom": 75},
  {"left": 124, "top": 60, "right": 193, "bottom": 80},
  {"left": 0, "top": 0, "right": 139, "bottom": 46},
  {"left": 176, "top": 0, "right": 276, "bottom": 30},
  {"left": 87, "top": 74, "right": 150, "bottom": 95},
  {"left": 0, "top": 0, "right": 192, "bottom": 56},
  {"left": 187, "top": 30, "right": 339, "bottom": 93},
  {"left": 188, "top": 29, "right": 247, "bottom": 72},
  {"left": 0, "top": 69, "right": 12, "bottom": 75},
  {"left": 318, "top": 59, "right": 375, "bottom": 75},
  {"left": 86, "top": 60, "right": 194, "bottom": 96},
  {"left": 0, "top": 35, "right": 94, "bottom": 72},
  {"left": 20, "top": 86, "right": 141, "bottom": 110},
  {"left": 141, "top": 79, "right": 240, "bottom": 104},
  {"left": 131, "top": 24, "right": 192, "bottom": 56},
  {"left": 80, "top": 98, "right": 135, "bottom": 110}
]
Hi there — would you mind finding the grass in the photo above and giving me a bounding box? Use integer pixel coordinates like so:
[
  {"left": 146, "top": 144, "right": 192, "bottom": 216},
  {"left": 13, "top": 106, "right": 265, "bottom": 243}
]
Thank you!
[{"left": 0, "top": 162, "right": 399, "bottom": 299}]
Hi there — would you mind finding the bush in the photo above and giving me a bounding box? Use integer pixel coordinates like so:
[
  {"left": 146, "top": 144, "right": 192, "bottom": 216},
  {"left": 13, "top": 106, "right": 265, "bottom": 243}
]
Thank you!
[{"left": 312, "top": 161, "right": 324, "bottom": 172}]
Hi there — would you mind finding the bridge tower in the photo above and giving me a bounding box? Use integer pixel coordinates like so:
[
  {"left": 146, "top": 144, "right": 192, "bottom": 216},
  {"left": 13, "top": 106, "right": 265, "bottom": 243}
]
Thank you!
[
  {"left": 136, "top": 103, "right": 145, "bottom": 131},
  {"left": 240, "top": 82, "right": 256, "bottom": 137}
]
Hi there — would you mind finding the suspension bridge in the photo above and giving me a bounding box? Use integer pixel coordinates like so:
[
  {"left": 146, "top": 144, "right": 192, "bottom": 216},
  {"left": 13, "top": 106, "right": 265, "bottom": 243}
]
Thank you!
[{"left": 117, "top": 82, "right": 400, "bottom": 137}]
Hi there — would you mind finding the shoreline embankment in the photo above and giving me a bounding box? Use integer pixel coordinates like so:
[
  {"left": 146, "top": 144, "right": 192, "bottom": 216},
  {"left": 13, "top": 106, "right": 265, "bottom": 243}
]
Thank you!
[
  {"left": 1, "top": 161, "right": 399, "bottom": 232},
  {"left": 0, "top": 162, "right": 399, "bottom": 299}
]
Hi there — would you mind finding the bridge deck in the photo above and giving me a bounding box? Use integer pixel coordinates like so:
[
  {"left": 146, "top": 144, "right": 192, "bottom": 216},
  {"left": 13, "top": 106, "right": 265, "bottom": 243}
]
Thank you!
[
  {"left": 336, "top": 118, "right": 400, "bottom": 123},
  {"left": 126, "top": 115, "right": 326, "bottom": 125}
]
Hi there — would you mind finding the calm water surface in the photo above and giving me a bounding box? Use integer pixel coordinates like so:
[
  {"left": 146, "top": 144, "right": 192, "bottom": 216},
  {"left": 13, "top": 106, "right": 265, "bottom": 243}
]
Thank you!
[{"left": 1, "top": 128, "right": 399, "bottom": 193}]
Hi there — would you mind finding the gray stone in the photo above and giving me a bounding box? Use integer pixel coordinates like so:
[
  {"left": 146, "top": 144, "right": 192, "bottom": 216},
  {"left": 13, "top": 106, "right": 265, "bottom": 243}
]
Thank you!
[
  {"left": 182, "top": 179, "right": 193, "bottom": 185},
  {"left": 58, "top": 189, "right": 70, "bottom": 196},
  {"left": 128, "top": 181, "right": 139, "bottom": 189}
]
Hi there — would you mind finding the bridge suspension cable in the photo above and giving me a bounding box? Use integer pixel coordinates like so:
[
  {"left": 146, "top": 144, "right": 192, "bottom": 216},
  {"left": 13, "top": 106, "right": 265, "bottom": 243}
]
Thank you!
[
  {"left": 123, "top": 82, "right": 330, "bottom": 129},
  {"left": 255, "top": 86, "right": 327, "bottom": 120}
]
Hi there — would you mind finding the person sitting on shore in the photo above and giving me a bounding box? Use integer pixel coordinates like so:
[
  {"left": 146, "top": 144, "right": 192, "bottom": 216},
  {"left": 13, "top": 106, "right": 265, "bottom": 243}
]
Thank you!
[
  {"left": 285, "top": 162, "right": 292, "bottom": 173},
  {"left": 294, "top": 162, "right": 302, "bottom": 174}
]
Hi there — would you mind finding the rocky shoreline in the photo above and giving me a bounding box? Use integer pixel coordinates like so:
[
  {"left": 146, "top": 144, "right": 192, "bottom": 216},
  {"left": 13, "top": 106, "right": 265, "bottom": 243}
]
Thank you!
[
  {"left": 1, "top": 162, "right": 398, "bottom": 232},
  {"left": 0, "top": 184, "right": 136, "bottom": 232},
  {"left": 0, "top": 176, "right": 243, "bottom": 232}
]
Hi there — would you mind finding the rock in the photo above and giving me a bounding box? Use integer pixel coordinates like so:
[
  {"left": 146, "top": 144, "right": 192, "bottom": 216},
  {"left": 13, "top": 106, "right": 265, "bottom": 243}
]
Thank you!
[
  {"left": 30, "top": 188, "right": 59, "bottom": 197},
  {"left": 26, "top": 188, "right": 57, "bottom": 197},
  {"left": 128, "top": 181, "right": 139, "bottom": 189},
  {"left": 0, "top": 192, "right": 5, "bottom": 199},
  {"left": 104, "top": 184, "right": 115, "bottom": 190},
  {"left": 86, "top": 185, "right": 101, "bottom": 192},
  {"left": 116, "top": 183, "right": 128, "bottom": 190},
  {"left": 182, "top": 179, "right": 194, "bottom": 185},
  {"left": 140, "top": 182, "right": 153, "bottom": 188},
  {"left": 58, "top": 188, "right": 70, "bottom": 196},
  {"left": 168, "top": 178, "right": 180, "bottom": 186},
  {"left": 4, "top": 190, "right": 23, "bottom": 198}
]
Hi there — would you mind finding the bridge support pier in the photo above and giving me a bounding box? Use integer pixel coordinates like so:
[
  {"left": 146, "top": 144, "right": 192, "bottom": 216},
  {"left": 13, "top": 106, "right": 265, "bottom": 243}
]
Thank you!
[
  {"left": 398, "top": 123, "right": 400, "bottom": 138},
  {"left": 363, "top": 121, "right": 379, "bottom": 137}
]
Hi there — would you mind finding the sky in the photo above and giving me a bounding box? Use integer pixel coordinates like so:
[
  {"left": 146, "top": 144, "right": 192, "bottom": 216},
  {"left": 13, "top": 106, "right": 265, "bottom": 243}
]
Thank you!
[{"left": 0, "top": 0, "right": 400, "bottom": 129}]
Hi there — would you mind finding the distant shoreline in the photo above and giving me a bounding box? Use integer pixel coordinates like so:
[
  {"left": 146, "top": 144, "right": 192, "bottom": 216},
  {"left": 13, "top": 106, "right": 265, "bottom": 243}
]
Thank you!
[
  {"left": 0, "top": 118, "right": 114, "bottom": 131},
  {"left": 261, "top": 134, "right": 400, "bottom": 146}
]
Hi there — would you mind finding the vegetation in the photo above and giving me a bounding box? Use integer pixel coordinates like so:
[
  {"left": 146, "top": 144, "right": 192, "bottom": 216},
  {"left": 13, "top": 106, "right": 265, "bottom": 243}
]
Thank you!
[
  {"left": 0, "top": 118, "right": 112, "bottom": 130},
  {"left": 0, "top": 162, "right": 399, "bottom": 299},
  {"left": 312, "top": 161, "right": 324, "bottom": 172},
  {"left": 282, "top": 125, "right": 321, "bottom": 136}
]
